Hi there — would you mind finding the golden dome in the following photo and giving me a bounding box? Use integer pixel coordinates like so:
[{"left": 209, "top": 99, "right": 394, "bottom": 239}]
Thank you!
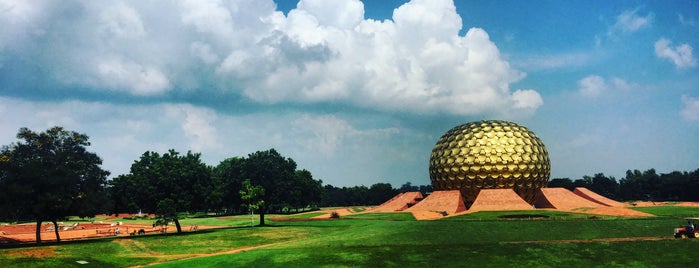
[{"left": 429, "top": 120, "right": 550, "bottom": 204}]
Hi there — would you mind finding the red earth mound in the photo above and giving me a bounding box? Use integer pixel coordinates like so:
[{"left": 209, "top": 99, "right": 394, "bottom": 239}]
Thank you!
[
  {"left": 535, "top": 188, "right": 603, "bottom": 210},
  {"left": 370, "top": 192, "right": 423, "bottom": 212},
  {"left": 469, "top": 189, "right": 533, "bottom": 212},
  {"left": 406, "top": 190, "right": 466, "bottom": 220},
  {"left": 535, "top": 188, "right": 652, "bottom": 217},
  {"left": 573, "top": 187, "right": 626, "bottom": 207}
]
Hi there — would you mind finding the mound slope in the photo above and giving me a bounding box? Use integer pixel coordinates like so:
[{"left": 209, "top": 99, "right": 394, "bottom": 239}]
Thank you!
[
  {"left": 406, "top": 190, "right": 466, "bottom": 214},
  {"left": 469, "top": 189, "right": 533, "bottom": 212},
  {"left": 535, "top": 188, "right": 652, "bottom": 217},
  {"left": 535, "top": 188, "right": 603, "bottom": 210},
  {"left": 573, "top": 187, "right": 626, "bottom": 207},
  {"left": 370, "top": 192, "right": 423, "bottom": 212}
]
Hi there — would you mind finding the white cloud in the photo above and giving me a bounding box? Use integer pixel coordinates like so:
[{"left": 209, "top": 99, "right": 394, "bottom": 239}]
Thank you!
[
  {"left": 96, "top": 56, "right": 171, "bottom": 95},
  {"left": 291, "top": 114, "right": 356, "bottom": 156},
  {"left": 655, "top": 38, "right": 696, "bottom": 69},
  {"left": 609, "top": 8, "right": 653, "bottom": 35},
  {"left": 514, "top": 52, "right": 592, "bottom": 71},
  {"left": 0, "top": 0, "right": 541, "bottom": 117},
  {"left": 165, "top": 105, "right": 221, "bottom": 152},
  {"left": 97, "top": 2, "right": 146, "bottom": 39},
  {"left": 678, "top": 14, "right": 697, "bottom": 27},
  {"left": 578, "top": 75, "right": 607, "bottom": 98},
  {"left": 577, "top": 75, "right": 635, "bottom": 98},
  {"left": 680, "top": 95, "right": 699, "bottom": 121},
  {"left": 512, "top": 89, "right": 543, "bottom": 110}
]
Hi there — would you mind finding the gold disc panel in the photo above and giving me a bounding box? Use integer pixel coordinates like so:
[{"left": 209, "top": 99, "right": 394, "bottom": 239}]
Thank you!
[{"left": 429, "top": 120, "right": 550, "bottom": 204}]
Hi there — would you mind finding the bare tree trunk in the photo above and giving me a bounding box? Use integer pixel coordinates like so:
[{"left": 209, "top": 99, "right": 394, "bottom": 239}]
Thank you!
[
  {"left": 35, "top": 220, "right": 42, "bottom": 244},
  {"left": 52, "top": 219, "right": 61, "bottom": 242},
  {"left": 259, "top": 210, "right": 265, "bottom": 226},
  {"left": 174, "top": 218, "right": 182, "bottom": 233}
]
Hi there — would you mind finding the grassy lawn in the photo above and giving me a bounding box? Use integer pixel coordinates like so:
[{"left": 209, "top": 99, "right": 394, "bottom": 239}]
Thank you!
[{"left": 1, "top": 208, "right": 698, "bottom": 267}]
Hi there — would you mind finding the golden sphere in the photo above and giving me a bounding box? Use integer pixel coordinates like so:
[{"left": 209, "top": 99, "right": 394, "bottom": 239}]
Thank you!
[{"left": 429, "top": 120, "right": 550, "bottom": 205}]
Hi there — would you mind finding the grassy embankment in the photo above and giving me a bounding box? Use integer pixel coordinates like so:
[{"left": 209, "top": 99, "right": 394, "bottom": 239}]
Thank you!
[{"left": 1, "top": 206, "right": 698, "bottom": 267}]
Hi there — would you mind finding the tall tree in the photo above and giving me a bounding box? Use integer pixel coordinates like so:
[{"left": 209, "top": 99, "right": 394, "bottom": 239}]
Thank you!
[
  {"left": 240, "top": 179, "right": 265, "bottom": 227},
  {"left": 0, "top": 127, "right": 109, "bottom": 243},
  {"left": 211, "top": 157, "right": 246, "bottom": 214},
  {"left": 289, "top": 169, "right": 322, "bottom": 211},
  {"left": 111, "top": 150, "right": 213, "bottom": 233},
  {"left": 242, "top": 149, "right": 296, "bottom": 225},
  {"left": 368, "top": 183, "right": 396, "bottom": 205}
]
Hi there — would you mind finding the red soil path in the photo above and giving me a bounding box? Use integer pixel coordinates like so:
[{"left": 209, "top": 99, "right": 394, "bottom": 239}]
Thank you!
[
  {"left": 468, "top": 189, "right": 533, "bottom": 212},
  {"left": 311, "top": 207, "right": 357, "bottom": 219},
  {"left": 0, "top": 222, "right": 220, "bottom": 244}
]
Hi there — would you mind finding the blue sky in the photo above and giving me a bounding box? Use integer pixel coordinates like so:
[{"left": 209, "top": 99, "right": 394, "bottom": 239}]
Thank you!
[{"left": 1, "top": 0, "right": 697, "bottom": 187}]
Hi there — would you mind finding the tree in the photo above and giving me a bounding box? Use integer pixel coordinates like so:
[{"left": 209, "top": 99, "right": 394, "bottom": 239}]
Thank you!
[
  {"left": 211, "top": 157, "right": 246, "bottom": 215},
  {"left": 111, "top": 150, "right": 213, "bottom": 233},
  {"left": 588, "top": 173, "right": 619, "bottom": 200},
  {"left": 399, "top": 181, "right": 419, "bottom": 193},
  {"left": 241, "top": 149, "right": 297, "bottom": 225},
  {"left": 289, "top": 169, "right": 322, "bottom": 211},
  {"left": 0, "top": 127, "right": 109, "bottom": 243},
  {"left": 240, "top": 179, "right": 265, "bottom": 227},
  {"left": 367, "top": 183, "right": 396, "bottom": 205},
  {"left": 547, "top": 178, "right": 573, "bottom": 190}
]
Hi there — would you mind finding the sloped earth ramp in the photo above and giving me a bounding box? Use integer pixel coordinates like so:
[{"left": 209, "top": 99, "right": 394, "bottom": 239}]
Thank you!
[
  {"left": 469, "top": 189, "right": 533, "bottom": 212},
  {"left": 535, "top": 188, "right": 652, "bottom": 217},
  {"left": 406, "top": 190, "right": 466, "bottom": 219},
  {"left": 370, "top": 192, "right": 423, "bottom": 212},
  {"left": 573, "top": 187, "right": 626, "bottom": 207}
]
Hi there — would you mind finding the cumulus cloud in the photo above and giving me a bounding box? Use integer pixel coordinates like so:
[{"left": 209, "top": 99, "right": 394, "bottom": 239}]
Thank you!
[
  {"left": 578, "top": 75, "right": 607, "bottom": 97},
  {"left": 291, "top": 115, "right": 355, "bottom": 156},
  {"left": 577, "top": 75, "right": 634, "bottom": 98},
  {"left": 0, "top": 0, "right": 542, "bottom": 117},
  {"left": 680, "top": 95, "right": 699, "bottom": 121},
  {"left": 654, "top": 38, "right": 696, "bottom": 69},
  {"left": 609, "top": 8, "right": 653, "bottom": 35},
  {"left": 165, "top": 104, "right": 221, "bottom": 151},
  {"left": 0, "top": 96, "right": 406, "bottom": 181}
]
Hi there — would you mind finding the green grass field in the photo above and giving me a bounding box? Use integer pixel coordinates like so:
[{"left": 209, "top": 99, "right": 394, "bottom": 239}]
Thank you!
[{"left": 2, "top": 207, "right": 699, "bottom": 267}]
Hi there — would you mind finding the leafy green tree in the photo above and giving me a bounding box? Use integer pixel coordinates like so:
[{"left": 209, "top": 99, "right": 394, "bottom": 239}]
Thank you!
[
  {"left": 111, "top": 150, "right": 212, "bottom": 233},
  {"left": 588, "top": 173, "right": 619, "bottom": 200},
  {"left": 399, "top": 181, "right": 419, "bottom": 193},
  {"left": 0, "top": 127, "right": 109, "bottom": 243},
  {"left": 320, "top": 184, "right": 345, "bottom": 207},
  {"left": 289, "top": 169, "right": 322, "bottom": 211},
  {"left": 368, "top": 183, "right": 396, "bottom": 205},
  {"left": 547, "top": 178, "right": 573, "bottom": 190},
  {"left": 240, "top": 179, "right": 265, "bottom": 227},
  {"left": 211, "top": 157, "right": 246, "bottom": 214},
  {"left": 241, "top": 149, "right": 296, "bottom": 225}
]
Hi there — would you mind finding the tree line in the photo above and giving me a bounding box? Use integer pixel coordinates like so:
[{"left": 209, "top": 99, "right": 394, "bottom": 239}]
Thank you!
[
  {"left": 548, "top": 168, "right": 699, "bottom": 202},
  {"left": 0, "top": 127, "right": 325, "bottom": 242},
  {"left": 1, "top": 126, "right": 698, "bottom": 243}
]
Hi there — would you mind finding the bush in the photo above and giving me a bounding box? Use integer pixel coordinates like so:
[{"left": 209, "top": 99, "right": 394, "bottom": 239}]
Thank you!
[{"left": 330, "top": 212, "right": 340, "bottom": 219}]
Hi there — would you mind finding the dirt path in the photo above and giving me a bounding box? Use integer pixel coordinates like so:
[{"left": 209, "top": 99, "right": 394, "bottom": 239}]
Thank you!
[{"left": 127, "top": 240, "right": 296, "bottom": 268}]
